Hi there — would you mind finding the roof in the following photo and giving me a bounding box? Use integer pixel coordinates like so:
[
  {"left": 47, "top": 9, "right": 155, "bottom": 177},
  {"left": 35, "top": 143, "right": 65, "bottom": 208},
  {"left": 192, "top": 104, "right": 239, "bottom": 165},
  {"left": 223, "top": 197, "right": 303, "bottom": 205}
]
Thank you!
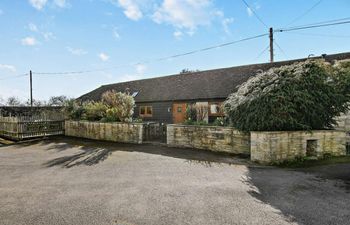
[{"left": 79, "top": 52, "right": 350, "bottom": 103}]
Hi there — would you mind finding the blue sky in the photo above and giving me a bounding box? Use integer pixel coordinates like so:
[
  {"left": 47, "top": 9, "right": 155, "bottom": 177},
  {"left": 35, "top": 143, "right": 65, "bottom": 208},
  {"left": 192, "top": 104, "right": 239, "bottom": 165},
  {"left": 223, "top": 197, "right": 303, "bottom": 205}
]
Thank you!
[{"left": 0, "top": 0, "right": 350, "bottom": 102}]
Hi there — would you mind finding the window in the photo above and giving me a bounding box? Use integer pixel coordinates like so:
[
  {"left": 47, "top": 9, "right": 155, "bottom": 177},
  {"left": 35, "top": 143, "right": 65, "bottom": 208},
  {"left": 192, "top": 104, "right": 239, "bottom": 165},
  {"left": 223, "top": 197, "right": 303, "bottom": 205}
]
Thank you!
[
  {"left": 306, "top": 140, "right": 318, "bottom": 157},
  {"left": 131, "top": 91, "right": 139, "bottom": 97},
  {"left": 177, "top": 106, "right": 182, "bottom": 113},
  {"left": 139, "top": 106, "right": 153, "bottom": 117},
  {"left": 209, "top": 102, "right": 223, "bottom": 115}
]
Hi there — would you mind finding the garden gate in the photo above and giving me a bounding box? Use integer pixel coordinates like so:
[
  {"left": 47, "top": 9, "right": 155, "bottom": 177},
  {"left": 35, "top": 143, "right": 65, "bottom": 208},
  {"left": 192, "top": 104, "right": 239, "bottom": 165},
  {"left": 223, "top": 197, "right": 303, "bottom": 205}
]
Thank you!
[{"left": 143, "top": 122, "right": 167, "bottom": 143}]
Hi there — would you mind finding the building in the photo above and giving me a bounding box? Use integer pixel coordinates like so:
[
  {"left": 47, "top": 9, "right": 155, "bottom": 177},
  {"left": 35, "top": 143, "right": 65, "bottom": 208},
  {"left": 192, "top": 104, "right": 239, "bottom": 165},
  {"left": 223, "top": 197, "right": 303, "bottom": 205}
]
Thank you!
[{"left": 79, "top": 52, "right": 350, "bottom": 124}]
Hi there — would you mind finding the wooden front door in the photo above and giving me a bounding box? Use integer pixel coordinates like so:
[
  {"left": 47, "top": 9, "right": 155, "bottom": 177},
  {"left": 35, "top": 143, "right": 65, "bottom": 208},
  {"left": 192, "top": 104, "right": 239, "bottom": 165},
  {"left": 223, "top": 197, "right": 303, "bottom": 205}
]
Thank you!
[{"left": 172, "top": 103, "right": 187, "bottom": 124}]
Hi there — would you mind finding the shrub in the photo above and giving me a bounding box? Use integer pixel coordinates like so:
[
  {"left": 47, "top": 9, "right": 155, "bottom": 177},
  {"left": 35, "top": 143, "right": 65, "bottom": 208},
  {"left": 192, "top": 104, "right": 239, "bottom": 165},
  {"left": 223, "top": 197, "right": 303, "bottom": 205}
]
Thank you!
[
  {"left": 224, "top": 59, "right": 350, "bottom": 132},
  {"left": 63, "top": 99, "right": 85, "bottom": 120},
  {"left": 185, "top": 104, "right": 197, "bottom": 121},
  {"left": 212, "top": 117, "right": 227, "bottom": 126},
  {"left": 83, "top": 101, "right": 107, "bottom": 121},
  {"left": 102, "top": 90, "right": 135, "bottom": 122}
]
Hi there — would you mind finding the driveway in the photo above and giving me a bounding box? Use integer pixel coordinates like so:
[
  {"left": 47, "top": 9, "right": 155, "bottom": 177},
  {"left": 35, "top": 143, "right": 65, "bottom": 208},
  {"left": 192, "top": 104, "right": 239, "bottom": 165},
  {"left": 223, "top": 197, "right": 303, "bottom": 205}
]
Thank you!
[{"left": 0, "top": 137, "right": 349, "bottom": 225}]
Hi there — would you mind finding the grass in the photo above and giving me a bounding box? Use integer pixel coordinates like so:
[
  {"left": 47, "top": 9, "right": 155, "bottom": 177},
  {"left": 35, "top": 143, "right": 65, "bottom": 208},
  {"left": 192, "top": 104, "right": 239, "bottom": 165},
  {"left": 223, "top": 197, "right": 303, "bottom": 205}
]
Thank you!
[{"left": 274, "top": 155, "right": 350, "bottom": 168}]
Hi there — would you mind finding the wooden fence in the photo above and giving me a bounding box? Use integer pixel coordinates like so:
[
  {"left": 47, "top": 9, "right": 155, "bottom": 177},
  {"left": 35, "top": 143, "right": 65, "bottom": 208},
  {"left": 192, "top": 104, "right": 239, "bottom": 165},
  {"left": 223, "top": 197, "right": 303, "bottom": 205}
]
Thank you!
[{"left": 0, "top": 114, "right": 65, "bottom": 140}]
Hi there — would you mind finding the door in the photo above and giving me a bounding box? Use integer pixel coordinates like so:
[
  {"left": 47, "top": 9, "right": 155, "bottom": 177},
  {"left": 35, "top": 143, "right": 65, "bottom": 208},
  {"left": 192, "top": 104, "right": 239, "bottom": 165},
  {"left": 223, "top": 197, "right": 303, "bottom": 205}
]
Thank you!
[{"left": 172, "top": 103, "right": 187, "bottom": 124}]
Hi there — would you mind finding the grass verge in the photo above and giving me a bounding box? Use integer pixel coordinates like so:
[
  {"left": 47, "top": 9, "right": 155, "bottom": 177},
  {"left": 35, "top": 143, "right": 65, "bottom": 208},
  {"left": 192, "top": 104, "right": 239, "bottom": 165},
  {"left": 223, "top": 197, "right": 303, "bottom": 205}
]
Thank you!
[{"left": 274, "top": 156, "right": 350, "bottom": 168}]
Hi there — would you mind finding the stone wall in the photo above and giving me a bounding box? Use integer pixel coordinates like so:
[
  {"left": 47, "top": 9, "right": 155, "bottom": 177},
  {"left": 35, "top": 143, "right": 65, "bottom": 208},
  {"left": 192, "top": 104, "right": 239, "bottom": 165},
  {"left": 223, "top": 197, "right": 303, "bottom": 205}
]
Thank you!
[
  {"left": 65, "top": 121, "right": 144, "bottom": 144},
  {"left": 167, "top": 124, "right": 250, "bottom": 155},
  {"left": 250, "top": 130, "right": 347, "bottom": 164}
]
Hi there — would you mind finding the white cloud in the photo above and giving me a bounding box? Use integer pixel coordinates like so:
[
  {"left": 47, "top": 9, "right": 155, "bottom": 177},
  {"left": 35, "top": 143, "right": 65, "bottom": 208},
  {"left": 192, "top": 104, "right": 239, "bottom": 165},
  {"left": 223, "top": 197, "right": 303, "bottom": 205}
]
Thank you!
[
  {"left": 135, "top": 64, "right": 147, "bottom": 74},
  {"left": 54, "top": 0, "right": 68, "bottom": 8},
  {"left": 152, "top": 0, "right": 220, "bottom": 32},
  {"left": 173, "top": 30, "right": 183, "bottom": 39},
  {"left": 246, "top": 7, "right": 253, "bottom": 17},
  {"left": 21, "top": 37, "right": 37, "bottom": 46},
  {"left": 0, "top": 64, "right": 16, "bottom": 72},
  {"left": 42, "top": 32, "right": 56, "bottom": 41},
  {"left": 246, "top": 3, "right": 260, "bottom": 17},
  {"left": 117, "top": 0, "right": 143, "bottom": 21},
  {"left": 222, "top": 17, "right": 234, "bottom": 34},
  {"left": 67, "top": 47, "right": 87, "bottom": 56},
  {"left": 98, "top": 53, "right": 109, "bottom": 61},
  {"left": 27, "top": 23, "right": 56, "bottom": 41},
  {"left": 29, "top": 0, "right": 48, "bottom": 10},
  {"left": 28, "top": 23, "right": 38, "bottom": 32},
  {"left": 113, "top": 27, "right": 121, "bottom": 40}
]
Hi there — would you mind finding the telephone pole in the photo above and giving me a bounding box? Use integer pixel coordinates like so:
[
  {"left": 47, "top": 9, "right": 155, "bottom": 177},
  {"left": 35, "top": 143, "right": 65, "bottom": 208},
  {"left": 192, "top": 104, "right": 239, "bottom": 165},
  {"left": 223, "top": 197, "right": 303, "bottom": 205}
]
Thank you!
[
  {"left": 269, "top": 27, "right": 274, "bottom": 63},
  {"left": 30, "top": 70, "right": 33, "bottom": 107}
]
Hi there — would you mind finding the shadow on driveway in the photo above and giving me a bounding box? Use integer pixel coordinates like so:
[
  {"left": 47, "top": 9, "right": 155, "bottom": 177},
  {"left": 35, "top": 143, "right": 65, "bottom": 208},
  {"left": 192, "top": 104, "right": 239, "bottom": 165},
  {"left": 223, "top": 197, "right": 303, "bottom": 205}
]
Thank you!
[
  {"left": 22, "top": 136, "right": 250, "bottom": 168},
  {"left": 244, "top": 165, "right": 350, "bottom": 225}
]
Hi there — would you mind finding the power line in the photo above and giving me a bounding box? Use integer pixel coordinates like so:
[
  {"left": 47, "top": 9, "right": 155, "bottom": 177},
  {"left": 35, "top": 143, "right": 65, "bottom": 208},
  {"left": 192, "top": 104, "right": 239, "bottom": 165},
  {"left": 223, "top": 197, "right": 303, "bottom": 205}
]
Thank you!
[
  {"left": 0, "top": 73, "right": 28, "bottom": 81},
  {"left": 277, "top": 20, "right": 350, "bottom": 33},
  {"left": 241, "top": 0, "right": 268, "bottom": 28},
  {"left": 254, "top": 45, "right": 270, "bottom": 60},
  {"left": 278, "top": 17, "right": 350, "bottom": 31},
  {"left": 286, "top": 0, "right": 323, "bottom": 26},
  {"left": 33, "top": 33, "right": 269, "bottom": 75},
  {"left": 273, "top": 40, "right": 288, "bottom": 58},
  {"left": 283, "top": 31, "right": 350, "bottom": 38}
]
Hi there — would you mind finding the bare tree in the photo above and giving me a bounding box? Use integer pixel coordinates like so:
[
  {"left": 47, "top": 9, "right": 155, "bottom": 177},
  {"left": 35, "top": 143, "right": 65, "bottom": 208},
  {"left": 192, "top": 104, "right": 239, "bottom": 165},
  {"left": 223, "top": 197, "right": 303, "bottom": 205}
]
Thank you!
[
  {"left": 6, "top": 96, "right": 22, "bottom": 106},
  {"left": 48, "top": 95, "right": 69, "bottom": 106},
  {"left": 180, "top": 69, "right": 200, "bottom": 74}
]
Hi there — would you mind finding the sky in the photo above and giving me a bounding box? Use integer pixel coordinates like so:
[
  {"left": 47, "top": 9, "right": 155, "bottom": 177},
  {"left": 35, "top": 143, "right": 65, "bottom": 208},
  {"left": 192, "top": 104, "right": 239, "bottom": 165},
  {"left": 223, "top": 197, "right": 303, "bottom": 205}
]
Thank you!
[{"left": 0, "top": 0, "right": 350, "bottom": 102}]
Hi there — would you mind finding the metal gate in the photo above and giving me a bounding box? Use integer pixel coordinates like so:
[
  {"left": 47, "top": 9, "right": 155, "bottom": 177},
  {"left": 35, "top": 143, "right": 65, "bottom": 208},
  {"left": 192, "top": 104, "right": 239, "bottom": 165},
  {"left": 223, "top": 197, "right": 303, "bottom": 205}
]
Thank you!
[{"left": 143, "top": 122, "right": 167, "bottom": 143}]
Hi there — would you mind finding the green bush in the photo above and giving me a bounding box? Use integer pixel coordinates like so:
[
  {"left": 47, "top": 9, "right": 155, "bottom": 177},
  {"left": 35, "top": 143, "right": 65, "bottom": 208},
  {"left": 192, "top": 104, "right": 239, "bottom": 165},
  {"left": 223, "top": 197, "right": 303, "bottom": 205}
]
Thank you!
[
  {"left": 83, "top": 101, "right": 108, "bottom": 121},
  {"left": 63, "top": 99, "right": 85, "bottom": 120},
  {"left": 185, "top": 104, "right": 197, "bottom": 121},
  {"left": 212, "top": 117, "right": 227, "bottom": 126},
  {"left": 183, "top": 119, "right": 208, "bottom": 126},
  {"left": 224, "top": 59, "right": 350, "bottom": 132}
]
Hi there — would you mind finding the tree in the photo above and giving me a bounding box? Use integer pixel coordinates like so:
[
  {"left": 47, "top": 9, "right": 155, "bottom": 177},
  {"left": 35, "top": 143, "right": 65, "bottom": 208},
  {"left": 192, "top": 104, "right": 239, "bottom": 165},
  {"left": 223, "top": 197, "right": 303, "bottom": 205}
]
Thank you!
[
  {"left": 180, "top": 69, "right": 200, "bottom": 74},
  {"left": 224, "top": 59, "right": 350, "bottom": 132},
  {"left": 48, "top": 95, "right": 69, "bottom": 106},
  {"left": 25, "top": 99, "right": 47, "bottom": 106},
  {"left": 6, "top": 96, "right": 22, "bottom": 106}
]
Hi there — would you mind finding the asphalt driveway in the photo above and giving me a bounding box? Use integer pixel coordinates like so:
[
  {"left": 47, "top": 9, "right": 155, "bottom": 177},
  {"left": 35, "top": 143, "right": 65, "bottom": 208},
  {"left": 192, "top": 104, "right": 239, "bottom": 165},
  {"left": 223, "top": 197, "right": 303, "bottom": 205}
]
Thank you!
[{"left": 0, "top": 137, "right": 349, "bottom": 225}]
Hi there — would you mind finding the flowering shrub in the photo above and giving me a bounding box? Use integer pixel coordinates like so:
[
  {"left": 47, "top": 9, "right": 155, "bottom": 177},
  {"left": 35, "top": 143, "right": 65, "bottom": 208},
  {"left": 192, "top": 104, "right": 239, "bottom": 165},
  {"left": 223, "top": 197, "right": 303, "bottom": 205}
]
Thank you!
[
  {"left": 102, "top": 90, "right": 135, "bottom": 122},
  {"left": 64, "top": 91, "right": 135, "bottom": 122},
  {"left": 224, "top": 59, "right": 350, "bottom": 132}
]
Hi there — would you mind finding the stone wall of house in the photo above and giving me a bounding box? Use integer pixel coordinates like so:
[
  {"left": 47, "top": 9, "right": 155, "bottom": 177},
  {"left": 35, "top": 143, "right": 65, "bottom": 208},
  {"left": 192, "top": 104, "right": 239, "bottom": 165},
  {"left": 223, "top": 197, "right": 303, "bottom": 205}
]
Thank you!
[
  {"left": 167, "top": 124, "right": 250, "bottom": 155},
  {"left": 250, "top": 130, "right": 347, "bottom": 164},
  {"left": 65, "top": 121, "right": 144, "bottom": 144}
]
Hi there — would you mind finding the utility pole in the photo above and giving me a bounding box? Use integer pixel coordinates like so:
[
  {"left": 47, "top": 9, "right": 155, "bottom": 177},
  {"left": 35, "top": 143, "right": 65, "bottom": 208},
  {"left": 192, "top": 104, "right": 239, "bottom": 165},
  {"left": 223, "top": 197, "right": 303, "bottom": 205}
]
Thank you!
[
  {"left": 30, "top": 70, "right": 33, "bottom": 107},
  {"left": 269, "top": 27, "right": 274, "bottom": 63}
]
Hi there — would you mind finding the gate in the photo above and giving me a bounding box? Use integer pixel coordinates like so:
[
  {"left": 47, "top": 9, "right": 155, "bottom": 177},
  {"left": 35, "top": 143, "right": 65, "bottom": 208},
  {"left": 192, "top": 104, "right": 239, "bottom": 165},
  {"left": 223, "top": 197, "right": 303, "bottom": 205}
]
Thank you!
[
  {"left": 0, "top": 114, "right": 65, "bottom": 141},
  {"left": 143, "top": 122, "right": 167, "bottom": 143}
]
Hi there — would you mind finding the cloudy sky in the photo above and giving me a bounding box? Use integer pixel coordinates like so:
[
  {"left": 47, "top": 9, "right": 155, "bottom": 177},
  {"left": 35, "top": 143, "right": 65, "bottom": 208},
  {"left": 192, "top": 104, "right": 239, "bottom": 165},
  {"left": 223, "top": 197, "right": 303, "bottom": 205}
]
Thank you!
[{"left": 0, "top": 0, "right": 350, "bottom": 101}]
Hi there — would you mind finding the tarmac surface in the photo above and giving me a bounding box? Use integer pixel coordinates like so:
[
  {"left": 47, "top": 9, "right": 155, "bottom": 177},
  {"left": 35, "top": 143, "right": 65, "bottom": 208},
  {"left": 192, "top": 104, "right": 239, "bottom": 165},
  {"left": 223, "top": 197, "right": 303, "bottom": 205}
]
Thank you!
[{"left": 0, "top": 137, "right": 349, "bottom": 225}]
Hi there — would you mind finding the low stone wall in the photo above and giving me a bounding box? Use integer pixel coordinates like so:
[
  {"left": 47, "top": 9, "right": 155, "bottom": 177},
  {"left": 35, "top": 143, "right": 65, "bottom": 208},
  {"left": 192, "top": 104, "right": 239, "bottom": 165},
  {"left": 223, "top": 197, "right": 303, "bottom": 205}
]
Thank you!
[
  {"left": 251, "top": 130, "right": 347, "bottom": 164},
  {"left": 167, "top": 124, "right": 250, "bottom": 155},
  {"left": 65, "top": 121, "right": 144, "bottom": 144}
]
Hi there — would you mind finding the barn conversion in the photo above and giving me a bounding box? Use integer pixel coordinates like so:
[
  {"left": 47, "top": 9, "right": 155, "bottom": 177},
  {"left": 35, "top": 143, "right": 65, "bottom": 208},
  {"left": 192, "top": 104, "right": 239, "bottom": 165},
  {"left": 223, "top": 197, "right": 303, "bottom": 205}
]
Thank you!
[{"left": 79, "top": 52, "right": 350, "bottom": 124}]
